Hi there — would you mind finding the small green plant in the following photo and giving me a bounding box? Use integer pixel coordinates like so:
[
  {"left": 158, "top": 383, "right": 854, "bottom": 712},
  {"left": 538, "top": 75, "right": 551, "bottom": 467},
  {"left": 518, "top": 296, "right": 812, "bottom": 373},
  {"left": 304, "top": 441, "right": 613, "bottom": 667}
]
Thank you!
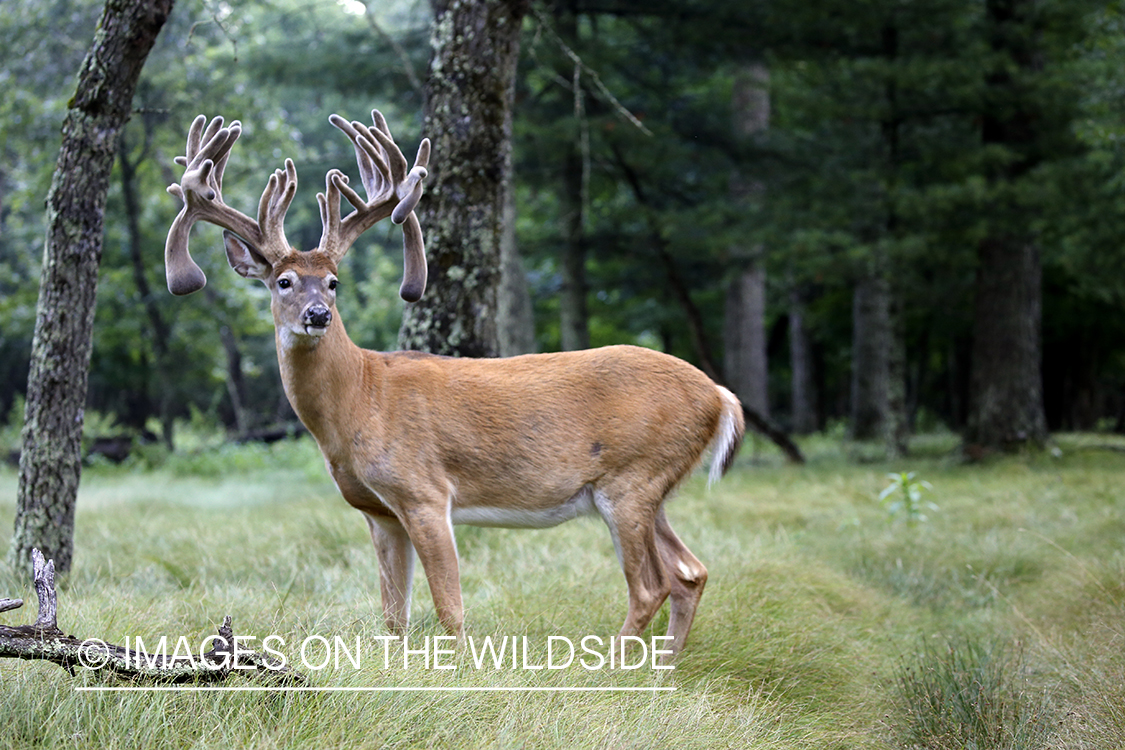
[{"left": 879, "top": 471, "right": 937, "bottom": 527}]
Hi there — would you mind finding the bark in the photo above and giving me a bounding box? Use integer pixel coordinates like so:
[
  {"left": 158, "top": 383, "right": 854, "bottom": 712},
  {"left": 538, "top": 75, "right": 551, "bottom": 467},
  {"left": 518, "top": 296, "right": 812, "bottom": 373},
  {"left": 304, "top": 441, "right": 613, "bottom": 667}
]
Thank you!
[
  {"left": 724, "top": 266, "right": 769, "bottom": 418},
  {"left": 965, "top": 0, "right": 1049, "bottom": 451},
  {"left": 10, "top": 0, "right": 175, "bottom": 577},
  {"left": 851, "top": 272, "right": 908, "bottom": 454},
  {"left": 1, "top": 549, "right": 305, "bottom": 685},
  {"left": 559, "top": 151, "right": 590, "bottom": 351},
  {"left": 397, "top": 0, "right": 529, "bottom": 357},
  {"left": 878, "top": 19, "right": 910, "bottom": 458},
  {"left": 850, "top": 273, "right": 891, "bottom": 440},
  {"left": 885, "top": 295, "right": 909, "bottom": 458},
  {"left": 220, "top": 325, "right": 249, "bottom": 436},
  {"left": 788, "top": 288, "right": 817, "bottom": 434},
  {"left": 966, "top": 238, "right": 1047, "bottom": 448},
  {"left": 496, "top": 102, "right": 536, "bottom": 357},
  {"left": 725, "top": 64, "right": 771, "bottom": 419},
  {"left": 556, "top": 7, "right": 590, "bottom": 352},
  {"left": 497, "top": 182, "right": 536, "bottom": 356}
]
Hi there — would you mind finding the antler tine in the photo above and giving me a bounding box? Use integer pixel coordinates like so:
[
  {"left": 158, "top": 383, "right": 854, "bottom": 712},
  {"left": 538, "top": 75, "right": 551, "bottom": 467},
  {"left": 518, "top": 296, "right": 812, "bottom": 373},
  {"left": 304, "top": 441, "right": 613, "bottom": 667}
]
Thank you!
[
  {"left": 256, "top": 159, "right": 298, "bottom": 257},
  {"left": 364, "top": 111, "right": 407, "bottom": 184},
  {"left": 316, "top": 168, "right": 347, "bottom": 255},
  {"left": 165, "top": 115, "right": 296, "bottom": 295},
  {"left": 319, "top": 111, "right": 429, "bottom": 301},
  {"left": 329, "top": 114, "right": 391, "bottom": 201},
  {"left": 393, "top": 138, "right": 430, "bottom": 225},
  {"left": 399, "top": 210, "right": 427, "bottom": 303}
]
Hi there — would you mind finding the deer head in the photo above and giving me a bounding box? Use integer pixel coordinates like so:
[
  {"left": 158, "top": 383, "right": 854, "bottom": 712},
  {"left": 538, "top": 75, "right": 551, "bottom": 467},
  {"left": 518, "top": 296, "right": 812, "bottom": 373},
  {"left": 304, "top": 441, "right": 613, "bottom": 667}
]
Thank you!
[{"left": 163, "top": 111, "right": 431, "bottom": 322}]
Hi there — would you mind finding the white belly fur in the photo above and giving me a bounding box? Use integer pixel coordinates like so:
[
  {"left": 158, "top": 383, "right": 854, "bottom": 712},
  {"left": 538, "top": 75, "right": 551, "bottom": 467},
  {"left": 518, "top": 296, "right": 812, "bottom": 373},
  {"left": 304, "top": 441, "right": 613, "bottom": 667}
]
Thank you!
[{"left": 451, "top": 485, "right": 599, "bottom": 529}]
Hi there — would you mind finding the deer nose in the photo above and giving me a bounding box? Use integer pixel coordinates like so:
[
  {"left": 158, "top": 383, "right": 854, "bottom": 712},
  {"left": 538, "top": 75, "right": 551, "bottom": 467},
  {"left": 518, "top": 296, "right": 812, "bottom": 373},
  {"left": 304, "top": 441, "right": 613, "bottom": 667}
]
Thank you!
[{"left": 304, "top": 304, "right": 332, "bottom": 328}]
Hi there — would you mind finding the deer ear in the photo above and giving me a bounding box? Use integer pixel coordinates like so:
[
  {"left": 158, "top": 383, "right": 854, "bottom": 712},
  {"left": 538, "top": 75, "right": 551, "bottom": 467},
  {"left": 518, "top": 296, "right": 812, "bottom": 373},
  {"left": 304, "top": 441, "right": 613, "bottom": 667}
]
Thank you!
[{"left": 223, "top": 230, "right": 272, "bottom": 280}]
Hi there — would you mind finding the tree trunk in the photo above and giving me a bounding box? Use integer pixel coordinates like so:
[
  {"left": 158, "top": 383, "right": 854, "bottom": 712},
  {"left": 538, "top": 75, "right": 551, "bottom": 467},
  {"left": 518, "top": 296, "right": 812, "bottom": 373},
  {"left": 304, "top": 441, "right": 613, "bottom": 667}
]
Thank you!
[
  {"left": 885, "top": 294, "right": 909, "bottom": 458},
  {"left": 397, "top": 0, "right": 529, "bottom": 357},
  {"left": 789, "top": 288, "right": 816, "bottom": 434},
  {"left": 725, "top": 64, "right": 771, "bottom": 417},
  {"left": 878, "top": 19, "right": 909, "bottom": 458},
  {"left": 965, "top": 0, "right": 1049, "bottom": 451},
  {"left": 559, "top": 150, "right": 589, "bottom": 351},
  {"left": 724, "top": 266, "right": 769, "bottom": 418},
  {"left": 220, "top": 325, "right": 249, "bottom": 437},
  {"left": 966, "top": 238, "right": 1047, "bottom": 448},
  {"left": 556, "top": 7, "right": 589, "bottom": 352},
  {"left": 9, "top": 0, "right": 175, "bottom": 577},
  {"left": 850, "top": 273, "right": 890, "bottom": 440},
  {"left": 496, "top": 110, "right": 536, "bottom": 357}
]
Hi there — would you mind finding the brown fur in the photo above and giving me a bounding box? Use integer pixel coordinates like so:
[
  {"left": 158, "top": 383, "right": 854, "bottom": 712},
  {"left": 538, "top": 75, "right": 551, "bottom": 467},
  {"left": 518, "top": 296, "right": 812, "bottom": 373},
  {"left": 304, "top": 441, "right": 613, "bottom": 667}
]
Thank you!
[
  {"left": 166, "top": 111, "right": 744, "bottom": 658},
  {"left": 243, "top": 244, "right": 745, "bottom": 657}
]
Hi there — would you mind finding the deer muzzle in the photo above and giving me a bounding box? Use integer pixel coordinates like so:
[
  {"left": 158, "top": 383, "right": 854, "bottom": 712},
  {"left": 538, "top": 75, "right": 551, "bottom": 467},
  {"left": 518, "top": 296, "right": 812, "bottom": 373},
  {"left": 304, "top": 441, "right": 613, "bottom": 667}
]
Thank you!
[{"left": 302, "top": 304, "right": 332, "bottom": 335}]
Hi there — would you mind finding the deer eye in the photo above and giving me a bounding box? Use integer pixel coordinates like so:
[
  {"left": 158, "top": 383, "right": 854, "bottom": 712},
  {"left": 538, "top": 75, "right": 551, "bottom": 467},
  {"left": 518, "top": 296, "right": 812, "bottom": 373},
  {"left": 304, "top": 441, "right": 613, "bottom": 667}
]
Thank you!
[
  {"left": 328, "top": 279, "right": 338, "bottom": 291},
  {"left": 278, "top": 278, "right": 292, "bottom": 290}
]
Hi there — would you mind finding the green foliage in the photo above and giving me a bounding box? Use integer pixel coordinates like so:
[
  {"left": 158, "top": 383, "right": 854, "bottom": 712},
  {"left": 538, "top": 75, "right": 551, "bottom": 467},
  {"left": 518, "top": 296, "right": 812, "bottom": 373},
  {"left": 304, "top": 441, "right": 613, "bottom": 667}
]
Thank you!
[
  {"left": 2, "top": 0, "right": 1125, "bottom": 445},
  {"left": 879, "top": 471, "right": 938, "bottom": 527}
]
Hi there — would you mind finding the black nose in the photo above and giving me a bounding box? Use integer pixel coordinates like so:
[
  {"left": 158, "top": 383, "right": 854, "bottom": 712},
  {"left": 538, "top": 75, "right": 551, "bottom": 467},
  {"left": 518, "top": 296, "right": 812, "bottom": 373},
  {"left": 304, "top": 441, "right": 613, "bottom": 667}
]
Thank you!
[{"left": 304, "top": 305, "right": 331, "bottom": 328}]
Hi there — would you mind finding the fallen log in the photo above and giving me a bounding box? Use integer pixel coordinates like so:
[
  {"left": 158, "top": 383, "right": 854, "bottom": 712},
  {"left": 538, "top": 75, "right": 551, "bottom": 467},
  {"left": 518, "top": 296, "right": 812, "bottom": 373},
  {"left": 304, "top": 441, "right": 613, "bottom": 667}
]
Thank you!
[{"left": 0, "top": 549, "right": 306, "bottom": 685}]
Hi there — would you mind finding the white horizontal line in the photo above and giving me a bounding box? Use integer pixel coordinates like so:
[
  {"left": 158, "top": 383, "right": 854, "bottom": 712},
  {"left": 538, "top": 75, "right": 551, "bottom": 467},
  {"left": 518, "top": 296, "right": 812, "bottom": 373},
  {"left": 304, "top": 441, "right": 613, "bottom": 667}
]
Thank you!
[{"left": 76, "top": 686, "right": 675, "bottom": 693}]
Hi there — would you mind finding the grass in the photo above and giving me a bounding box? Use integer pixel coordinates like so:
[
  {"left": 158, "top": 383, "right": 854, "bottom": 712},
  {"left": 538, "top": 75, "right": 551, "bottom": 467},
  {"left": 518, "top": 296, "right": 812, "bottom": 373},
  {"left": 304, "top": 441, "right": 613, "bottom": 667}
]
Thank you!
[{"left": 1, "top": 431, "right": 1125, "bottom": 747}]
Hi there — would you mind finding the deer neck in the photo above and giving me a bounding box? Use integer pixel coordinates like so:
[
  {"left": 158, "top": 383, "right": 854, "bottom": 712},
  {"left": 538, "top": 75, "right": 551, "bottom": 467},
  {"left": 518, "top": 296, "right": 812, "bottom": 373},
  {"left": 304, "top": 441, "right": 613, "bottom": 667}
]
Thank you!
[{"left": 275, "top": 315, "right": 370, "bottom": 447}]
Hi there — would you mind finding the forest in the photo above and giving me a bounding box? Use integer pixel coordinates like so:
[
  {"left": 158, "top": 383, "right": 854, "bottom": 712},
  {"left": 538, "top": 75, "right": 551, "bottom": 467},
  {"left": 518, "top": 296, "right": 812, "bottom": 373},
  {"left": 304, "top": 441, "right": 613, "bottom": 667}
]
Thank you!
[
  {"left": 2, "top": 0, "right": 1123, "bottom": 461},
  {"left": 6, "top": 2, "right": 1125, "bottom": 747}
]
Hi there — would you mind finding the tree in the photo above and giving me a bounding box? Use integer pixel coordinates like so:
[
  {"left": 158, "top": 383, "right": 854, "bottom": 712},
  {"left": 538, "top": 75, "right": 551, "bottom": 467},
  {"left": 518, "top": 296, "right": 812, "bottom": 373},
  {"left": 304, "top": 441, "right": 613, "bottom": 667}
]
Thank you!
[
  {"left": 9, "top": 0, "right": 175, "bottom": 576},
  {"left": 397, "top": 0, "right": 530, "bottom": 357},
  {"left": 724, "top": 64, "right": 771, "bottom": 419},
  {"left": 964, "top": 0, "right": 1066, "bottom": 451}
]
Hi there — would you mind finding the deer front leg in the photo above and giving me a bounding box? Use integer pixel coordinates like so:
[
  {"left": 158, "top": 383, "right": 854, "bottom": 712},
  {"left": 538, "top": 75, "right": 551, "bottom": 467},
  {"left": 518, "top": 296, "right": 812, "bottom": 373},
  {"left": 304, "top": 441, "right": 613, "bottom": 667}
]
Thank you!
[
  {"left": 364, "top": 513, "right": 415, "bottom": 633},
  {"left": 398, "top": 505, "right": 464, "bottom": 639}
]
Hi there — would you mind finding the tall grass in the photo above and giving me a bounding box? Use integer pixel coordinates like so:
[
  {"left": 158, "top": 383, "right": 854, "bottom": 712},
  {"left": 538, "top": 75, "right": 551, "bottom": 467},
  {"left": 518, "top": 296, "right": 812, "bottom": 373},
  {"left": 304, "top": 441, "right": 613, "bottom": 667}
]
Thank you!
[
  {"left": 1, "top": 432, "right": 1125, "bottom": 747},
  {"left": 889, "top": 638, "right": 1055, "bottom": 749}
]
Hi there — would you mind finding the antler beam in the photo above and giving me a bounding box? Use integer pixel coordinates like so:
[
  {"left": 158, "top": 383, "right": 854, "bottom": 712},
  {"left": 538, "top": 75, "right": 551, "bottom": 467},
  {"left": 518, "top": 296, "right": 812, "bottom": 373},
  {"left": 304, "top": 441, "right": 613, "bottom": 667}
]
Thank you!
[
  {"left": 165, "top": 116, "right": 297, "bottom": 295},
  {"left": 164, "top": 111, "right": 430, "bottom": 302}
]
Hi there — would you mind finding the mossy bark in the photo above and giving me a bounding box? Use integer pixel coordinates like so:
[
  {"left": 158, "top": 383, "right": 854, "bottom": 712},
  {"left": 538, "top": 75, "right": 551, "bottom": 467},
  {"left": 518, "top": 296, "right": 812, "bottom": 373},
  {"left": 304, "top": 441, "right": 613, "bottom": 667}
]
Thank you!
[
  {"left": 398, "top": 0, "right": 529, "bottom": 357},
  {"left": 9, "top": 0, "right": 175, "bottom": 577}
]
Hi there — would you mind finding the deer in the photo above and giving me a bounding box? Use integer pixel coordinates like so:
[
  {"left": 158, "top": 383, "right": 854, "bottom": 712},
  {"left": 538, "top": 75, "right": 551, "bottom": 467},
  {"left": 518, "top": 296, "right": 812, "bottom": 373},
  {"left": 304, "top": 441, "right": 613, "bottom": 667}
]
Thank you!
[{"left": 162, "top": 110, "right": 745, "bottom": 658}]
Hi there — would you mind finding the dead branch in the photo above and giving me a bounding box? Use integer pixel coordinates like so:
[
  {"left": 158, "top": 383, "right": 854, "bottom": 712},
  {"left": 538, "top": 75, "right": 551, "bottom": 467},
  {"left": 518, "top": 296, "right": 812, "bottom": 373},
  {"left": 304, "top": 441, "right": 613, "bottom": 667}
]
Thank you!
[{"left": 0, "top": 549, "right": 306, "bottom": 685}]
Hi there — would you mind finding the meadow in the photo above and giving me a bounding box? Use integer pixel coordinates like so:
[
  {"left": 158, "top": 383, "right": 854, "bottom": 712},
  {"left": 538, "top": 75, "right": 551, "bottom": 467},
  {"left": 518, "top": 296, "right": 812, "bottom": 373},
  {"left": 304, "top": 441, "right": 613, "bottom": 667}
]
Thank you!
[{"left": 1, "top": 430, "right": 1124, "bottom": 749}]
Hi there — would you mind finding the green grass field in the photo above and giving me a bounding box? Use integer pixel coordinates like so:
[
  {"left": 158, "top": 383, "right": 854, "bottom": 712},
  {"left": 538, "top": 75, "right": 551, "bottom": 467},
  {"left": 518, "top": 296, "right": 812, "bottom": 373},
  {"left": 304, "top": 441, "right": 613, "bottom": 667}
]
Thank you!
[{"left": 2, "top": 432, "right": 1125, "bottom": 748}]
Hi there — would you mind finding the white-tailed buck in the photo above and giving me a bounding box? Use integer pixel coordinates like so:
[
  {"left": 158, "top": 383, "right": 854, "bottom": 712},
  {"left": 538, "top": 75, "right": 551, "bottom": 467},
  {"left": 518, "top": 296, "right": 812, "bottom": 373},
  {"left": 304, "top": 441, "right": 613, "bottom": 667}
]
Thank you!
[{"left": 163, "top": 111, "right": 745, "bottom": 657}]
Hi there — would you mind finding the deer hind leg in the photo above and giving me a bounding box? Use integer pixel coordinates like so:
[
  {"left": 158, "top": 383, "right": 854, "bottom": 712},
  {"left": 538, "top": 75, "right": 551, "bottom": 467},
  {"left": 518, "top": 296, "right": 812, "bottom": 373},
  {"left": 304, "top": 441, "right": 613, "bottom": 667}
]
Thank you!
[
  {"left": 364, "top": 513, "right": 416, "bottom": 634},
  {"left": 653, "top": 507, "right": 708, "bottom": 658},
  {"left": 595, "top": 483, "right": 672, "bottom": 641}
]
